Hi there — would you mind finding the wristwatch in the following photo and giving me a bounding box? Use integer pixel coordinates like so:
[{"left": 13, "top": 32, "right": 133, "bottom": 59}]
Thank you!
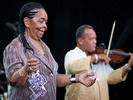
[
  {"left": 70, "top": 75, "right": 76, "bottom": 83},
  {"left": 124, "top": 64, "right": 132, "bottom": 72}
]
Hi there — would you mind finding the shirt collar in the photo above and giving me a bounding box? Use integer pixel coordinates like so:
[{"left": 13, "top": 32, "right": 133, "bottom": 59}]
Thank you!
[{"left": 75, "top": 47, "right": 87, "bottom": 56}]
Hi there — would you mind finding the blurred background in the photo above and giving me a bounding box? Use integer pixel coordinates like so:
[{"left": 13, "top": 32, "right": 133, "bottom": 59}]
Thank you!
[{"left": 0, "top": 0, "right": 133, "bottom": 100}]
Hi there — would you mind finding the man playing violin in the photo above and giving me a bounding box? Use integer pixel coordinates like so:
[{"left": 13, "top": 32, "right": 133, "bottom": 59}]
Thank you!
[{"left": 64, "top": 24, "right": 133, "bottom": 100}]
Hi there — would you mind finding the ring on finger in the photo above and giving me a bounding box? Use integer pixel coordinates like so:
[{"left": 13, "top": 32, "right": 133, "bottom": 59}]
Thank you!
[
  {"left": 29, "top": 67, "right": 32, "bottom": 71},
  {"left": 28, "top": 63, "right": 31, "bottom": 66}
]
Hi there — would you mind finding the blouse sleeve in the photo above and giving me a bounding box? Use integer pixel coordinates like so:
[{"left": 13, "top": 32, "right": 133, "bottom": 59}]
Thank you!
[{"left": 3, "top": 43, "right": 23, "bottom": 82}]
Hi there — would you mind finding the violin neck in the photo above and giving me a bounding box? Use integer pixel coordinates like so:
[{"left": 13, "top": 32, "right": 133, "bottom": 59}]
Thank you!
[{"left": 110, "top": 51, "right": 129, "bottom": 57}]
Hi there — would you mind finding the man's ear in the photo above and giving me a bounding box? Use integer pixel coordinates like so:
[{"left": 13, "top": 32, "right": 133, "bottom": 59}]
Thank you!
[
  {"left": 24, "top": 17, "right": 30, "bottom": 28},
  {"left": 78, "top": 38, "right": 83, "bottom": 45}
]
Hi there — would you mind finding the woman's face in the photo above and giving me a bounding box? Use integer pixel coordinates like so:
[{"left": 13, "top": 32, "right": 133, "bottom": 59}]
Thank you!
[{"left": 25, "top": 9, "right": 48, "bottom": 40}]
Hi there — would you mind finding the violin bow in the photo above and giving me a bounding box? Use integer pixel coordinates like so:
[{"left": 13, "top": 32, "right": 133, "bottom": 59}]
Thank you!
[{"left": 107, "top": 21, "right": 116, "bottom": 56}]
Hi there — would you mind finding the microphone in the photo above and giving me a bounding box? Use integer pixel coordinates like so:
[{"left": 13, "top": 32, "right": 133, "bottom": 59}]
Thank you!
[
  {"left": 99, "top": 43, "right": 106, "bottom": 49},
  {"left": 5, "top": 21, "right": 18, "bottom": 31}
]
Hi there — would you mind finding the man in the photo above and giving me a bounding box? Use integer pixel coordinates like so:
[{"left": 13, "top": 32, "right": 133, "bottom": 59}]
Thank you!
[{"left": 64, "top": 24, "right": 133, "bottom": 100}]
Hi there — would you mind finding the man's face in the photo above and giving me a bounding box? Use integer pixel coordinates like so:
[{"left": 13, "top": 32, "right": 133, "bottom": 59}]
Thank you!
[{"left": 79, "top": 28, "right": 97, "bottom": 52}]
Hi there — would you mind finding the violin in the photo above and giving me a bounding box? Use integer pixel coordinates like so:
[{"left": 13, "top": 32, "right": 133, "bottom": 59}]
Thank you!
[
  {"left": 89, "top": 46, "right": 130, "bottom": 63},
  {"left": 90, "top": 21, "right": 130, "bottom": 63}
]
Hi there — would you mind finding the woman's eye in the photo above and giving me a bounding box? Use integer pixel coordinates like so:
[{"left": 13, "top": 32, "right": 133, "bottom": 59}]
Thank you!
[
  {"left": 39, "top": 20, "right": 44, "bottom": 24},
  {"left": 38, "top": 19, "right": 47, "bottom": 24}
]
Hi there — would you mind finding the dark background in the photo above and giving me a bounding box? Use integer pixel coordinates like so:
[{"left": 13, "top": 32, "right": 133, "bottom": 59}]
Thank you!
[{"left": 0, "top": 0, "right": 133, "bottom": 100}]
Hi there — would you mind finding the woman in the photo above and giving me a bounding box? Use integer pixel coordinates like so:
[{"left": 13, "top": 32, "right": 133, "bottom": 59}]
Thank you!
[{"left": 3, "top": 2, "right": 96, "bottom": 100}]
